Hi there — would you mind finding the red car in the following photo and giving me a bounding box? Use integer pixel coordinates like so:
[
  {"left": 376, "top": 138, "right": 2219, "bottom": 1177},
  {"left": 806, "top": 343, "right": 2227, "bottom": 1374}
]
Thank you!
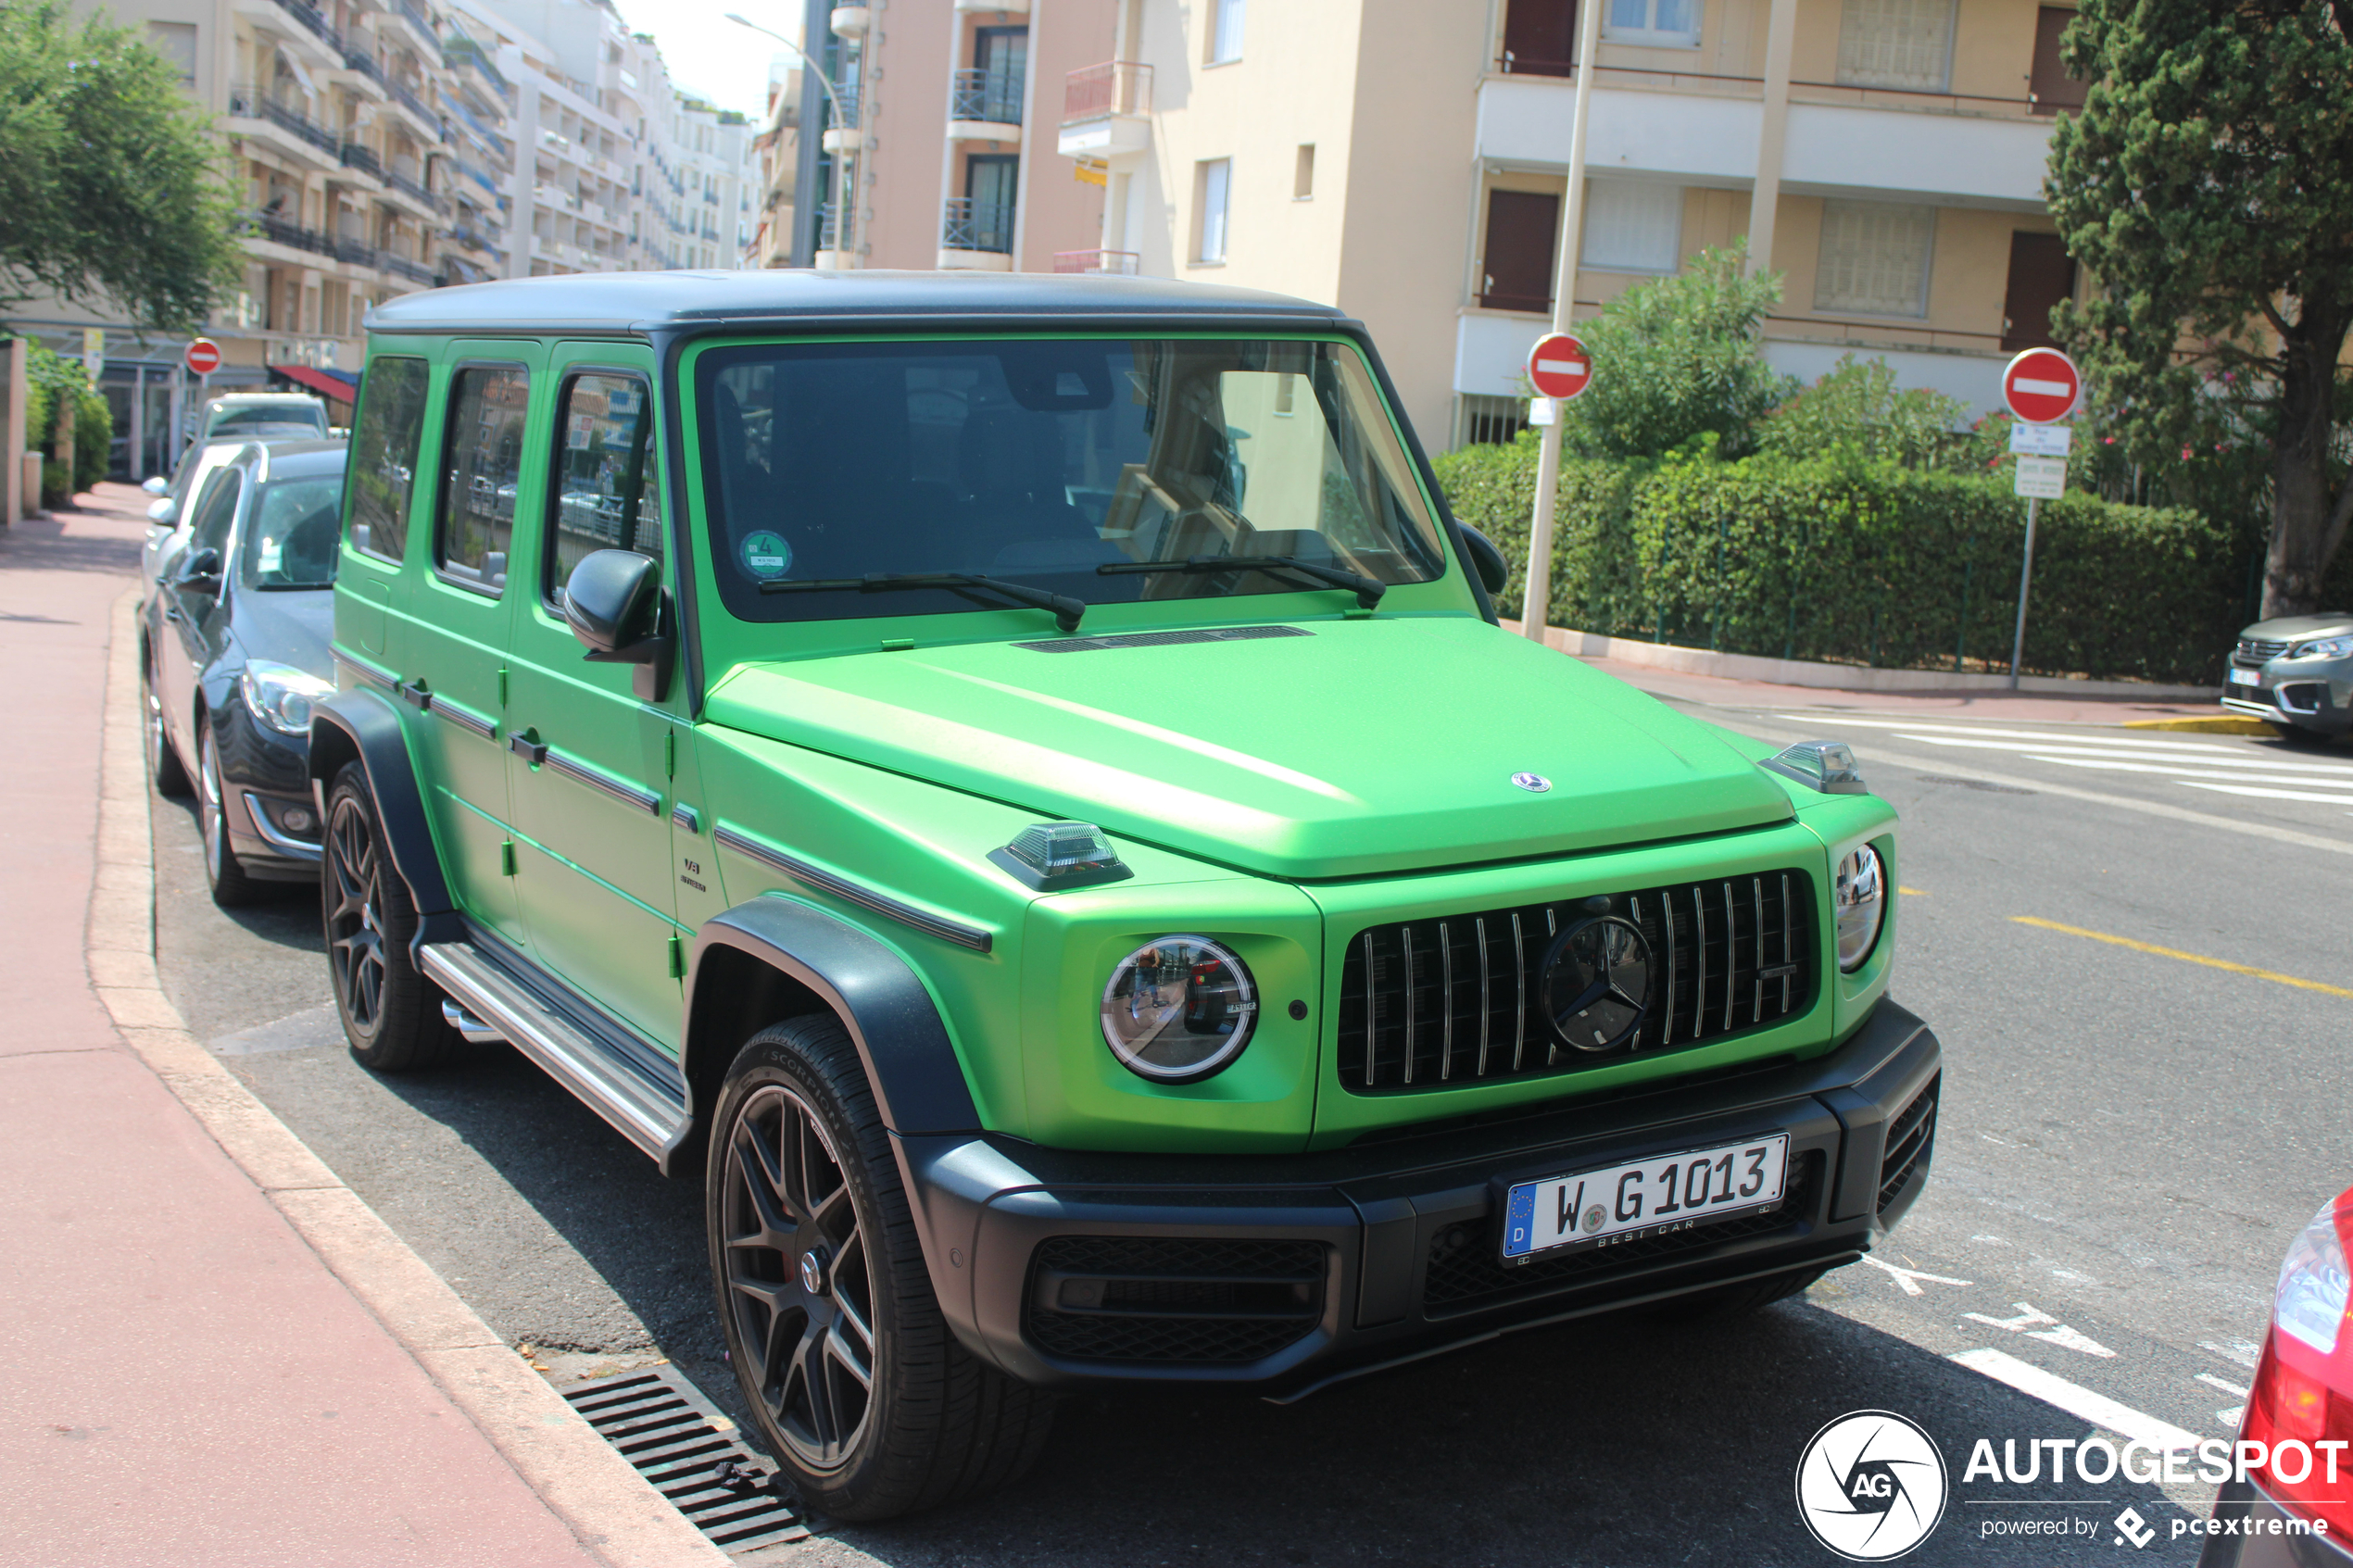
[{"left": 2199, "top": 1183, "right": 2353, "bottom": 1564}]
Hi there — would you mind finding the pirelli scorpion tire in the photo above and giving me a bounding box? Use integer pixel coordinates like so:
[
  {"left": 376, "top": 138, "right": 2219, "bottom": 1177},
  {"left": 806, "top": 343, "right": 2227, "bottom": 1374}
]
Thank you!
[
  {"left": 321, "top": 761, "right": 458, "bottom": 1073},
  {"left": 708, "top": 1016, "right": 1056, "bottom": 1521}
]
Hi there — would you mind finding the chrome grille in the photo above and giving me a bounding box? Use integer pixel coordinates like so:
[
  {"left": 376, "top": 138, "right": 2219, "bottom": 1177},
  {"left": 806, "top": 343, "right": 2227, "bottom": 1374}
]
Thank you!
[
  {"left": 1338, "top": 872, "right": 1815, "bottom": 1093},
  {"left": 2236, "top": 637, "right": 2291, "bottom": 665}
]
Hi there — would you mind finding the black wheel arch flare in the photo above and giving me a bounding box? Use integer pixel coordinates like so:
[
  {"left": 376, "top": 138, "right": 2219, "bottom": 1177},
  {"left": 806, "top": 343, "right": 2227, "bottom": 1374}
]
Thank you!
[{"left": 307, "top": 687, "right": 462, "bottom": 954}]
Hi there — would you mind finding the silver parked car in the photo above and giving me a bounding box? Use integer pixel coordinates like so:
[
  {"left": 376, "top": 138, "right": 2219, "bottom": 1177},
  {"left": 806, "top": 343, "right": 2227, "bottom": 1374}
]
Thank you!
[{"left": 2222, "top": 612, "right": 2353, "bottom": 743}]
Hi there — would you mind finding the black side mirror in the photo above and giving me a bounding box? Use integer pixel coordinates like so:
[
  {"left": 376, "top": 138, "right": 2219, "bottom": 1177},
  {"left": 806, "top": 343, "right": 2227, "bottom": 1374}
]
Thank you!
[
  {"left": 562, "top": 548, "right": 673, "bottom": 701},
  {"left": 175, "top": 546, "right": 223, "bottom": 596},
  {"left": 1458, "top": 525, "right": 1509, "bottom": 597}
]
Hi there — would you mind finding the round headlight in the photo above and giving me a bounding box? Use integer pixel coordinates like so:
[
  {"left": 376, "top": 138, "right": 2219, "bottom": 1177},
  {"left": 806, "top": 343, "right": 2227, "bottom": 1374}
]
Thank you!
[
  {"left": 1100, "top": 935, "right": 1257, "bottom": 1083},
  {"left": 1834, "top": 845, "right": 1886, "bottom": 972}
]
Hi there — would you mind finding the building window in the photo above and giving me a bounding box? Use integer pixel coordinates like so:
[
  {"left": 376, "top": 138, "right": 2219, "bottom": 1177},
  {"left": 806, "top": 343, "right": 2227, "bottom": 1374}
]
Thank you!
[
  {"left": 145, "top": 21, "right": 197, "bottom": 85},
  {"left": 1502, "top": 0, "right": 1579, "bottom": 76},
  {"left": 1210, "top": 0, "right": 1245, "bottom": 63},
  {"left": 1456, "top": 394, "right": 1532, "bottom": 448},
  {"left": 1580, "top": 182, "right": 1682, "bottom": 273},
  {"left": 1836, "top": 0, "right": 1955, "bottom": 91},
  {"left": 1294, "top": 144, "right": 1315, "bottom": 200},
  {"left": 1604, "top": 0, "right": 1700, "bottom": 49},
  {"left": 1814, "top": 200, "right": 1936, "bottom": 318},
  {"left": 1195, "top": 158, "right": 1231, "bottom": 263},
  {"left": 1479, "top": 189, "right": 1557, "bottom": 312},
  {"left": 2030, "top": 6, "right": 2088, "bottom": 115}
]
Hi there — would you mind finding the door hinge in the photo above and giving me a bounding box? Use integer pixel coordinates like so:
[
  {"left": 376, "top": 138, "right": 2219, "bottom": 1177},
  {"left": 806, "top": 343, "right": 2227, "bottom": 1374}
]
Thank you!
[
  {"left": 667, "top": 932, "right": 686, "bottom": 979},
  {"left": 500, "top": 839, "right": 517, "bottom": 876},
  {"left": 497, "top": 666, "right": 510, "bottom": 708},
  {"left": 664, "top": 728, "right": 676, "bottom": 779}
]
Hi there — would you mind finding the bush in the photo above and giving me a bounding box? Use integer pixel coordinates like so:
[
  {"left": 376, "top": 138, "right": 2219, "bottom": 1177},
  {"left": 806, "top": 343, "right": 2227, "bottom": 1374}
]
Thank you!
[
  {"left": 19, "top": 340, "right": 109, "bottom": 505},
  {"left": 1433, "top": 434, "right": 2246, "bottom": 684}
]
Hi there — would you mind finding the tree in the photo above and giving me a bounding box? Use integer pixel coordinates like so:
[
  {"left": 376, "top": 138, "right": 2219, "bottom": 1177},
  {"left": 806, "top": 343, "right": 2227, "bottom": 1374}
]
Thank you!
[
  {"left": 2046, "top": 0, "right": 2353, "bottom": 617},
  {"left": 1554, "top": 243, "right": 1796, "bottom": 461},
  {"left": 0, "top": 2, "right": 245, "bottom": 333}
]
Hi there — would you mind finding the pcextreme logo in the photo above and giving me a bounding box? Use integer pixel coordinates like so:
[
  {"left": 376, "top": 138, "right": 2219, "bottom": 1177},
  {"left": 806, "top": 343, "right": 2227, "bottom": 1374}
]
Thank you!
[{"left": 1795, "top": 1410, "right": 1950, "bottom": 1561}]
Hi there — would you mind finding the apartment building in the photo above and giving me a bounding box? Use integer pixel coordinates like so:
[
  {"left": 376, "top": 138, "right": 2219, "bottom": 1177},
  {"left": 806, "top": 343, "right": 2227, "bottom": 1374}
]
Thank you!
[
  {"left": 1074, "top": 0, "right": 2084, "bottom": 446},
  {"left": 657, "top": 96, "right": 758, "bottom": 270},
  {"left": 749, "top": 0, "right": 1114, "bottom": 271}
]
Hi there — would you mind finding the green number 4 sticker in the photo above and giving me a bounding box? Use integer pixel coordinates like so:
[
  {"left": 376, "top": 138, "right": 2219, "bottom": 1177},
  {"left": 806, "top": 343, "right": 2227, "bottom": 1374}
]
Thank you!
[{"left": 742, "top": 531, "right": 791, "bottom": 579}]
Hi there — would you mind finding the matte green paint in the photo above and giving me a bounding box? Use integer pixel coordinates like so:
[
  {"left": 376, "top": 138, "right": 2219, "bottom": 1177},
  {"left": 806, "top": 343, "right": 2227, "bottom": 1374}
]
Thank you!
[{"left": 336, "top": 323, "right": 1908, "bottom": 1158}]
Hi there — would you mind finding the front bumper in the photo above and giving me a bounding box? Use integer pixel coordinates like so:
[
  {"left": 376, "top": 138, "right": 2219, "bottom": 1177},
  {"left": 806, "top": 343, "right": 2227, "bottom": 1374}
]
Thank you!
[
  {"left": 899, "top": 997, "right": 1940, "bottom": 1395},
  {"left": 2197, "top": 1478, "right": 2351, "bottom": 1567},
  {"left": 213, "top": 696, "right": 324, "bottom": 881},
  {"left": 2222, "top": 661, "right": 2353, "bottom": 733}
]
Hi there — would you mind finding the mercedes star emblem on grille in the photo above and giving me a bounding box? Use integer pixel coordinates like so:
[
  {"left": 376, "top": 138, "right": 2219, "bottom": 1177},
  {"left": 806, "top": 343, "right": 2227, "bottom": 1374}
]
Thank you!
[
  {"left": 1540, "top": 916, "right": 1654, "bottom": 1052},
  {"left": 1511, "top": 772, "right": 1552, "bottom": 793}
]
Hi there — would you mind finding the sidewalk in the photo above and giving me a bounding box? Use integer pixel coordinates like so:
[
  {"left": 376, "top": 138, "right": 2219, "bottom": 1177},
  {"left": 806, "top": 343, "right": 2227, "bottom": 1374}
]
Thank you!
[
  {"left": 1568, "top": 649, "right": 2229, "bottom": 727},
  {"left": 0, "top": 487, "right": 687, "bottom": 1568}
]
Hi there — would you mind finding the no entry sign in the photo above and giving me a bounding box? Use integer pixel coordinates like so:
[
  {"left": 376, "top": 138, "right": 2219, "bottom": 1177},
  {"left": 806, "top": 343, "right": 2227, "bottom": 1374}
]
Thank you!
[
  {"left": 183, "top": 338, "right": 221, "bottom": 377},
  {"left": 2002, "top": 346, "right": 2079, "bottom": 424},
  {"left": 1527, "top": 333, "right": 1592, "bottom": 401}
]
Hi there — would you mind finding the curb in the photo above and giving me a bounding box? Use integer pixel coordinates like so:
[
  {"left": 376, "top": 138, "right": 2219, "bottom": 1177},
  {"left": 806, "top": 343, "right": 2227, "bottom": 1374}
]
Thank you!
[
  {"left": 1504, "top": 620, "right": 2221, "bottom": 701},
  {"left": 89, "top": 587, "right": 733, "bottom": 1568},
  {"left": 2120, "top": 715, "right": 2281, "bottom": 736}
]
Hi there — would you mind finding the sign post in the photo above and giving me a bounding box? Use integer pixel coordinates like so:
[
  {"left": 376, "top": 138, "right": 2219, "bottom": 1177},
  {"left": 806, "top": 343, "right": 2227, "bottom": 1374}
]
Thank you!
[
  {"left": 183, "top": 337, "right": 220, "bottom": 395},
  {"left": 1517, "top": 0, "right": 1605, "bottom": 643},
  {"left": 2000, "top": 347, "right": 2080, "bottom": 689}
]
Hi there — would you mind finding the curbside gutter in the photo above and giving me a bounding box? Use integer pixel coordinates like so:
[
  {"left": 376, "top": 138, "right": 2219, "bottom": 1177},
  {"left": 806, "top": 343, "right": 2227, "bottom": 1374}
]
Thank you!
[
  {"left": 88, "top": 588, "right": 734, "bottom": 1568},
  {"left": 1504, "top": 620, "right": 2221, "bottom": 701}
]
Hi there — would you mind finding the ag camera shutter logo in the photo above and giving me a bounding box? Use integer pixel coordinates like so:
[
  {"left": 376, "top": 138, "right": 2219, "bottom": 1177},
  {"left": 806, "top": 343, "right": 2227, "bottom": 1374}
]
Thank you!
[{"left": 1794, "top": 1410, "right": 1948, "bottom": 1561}]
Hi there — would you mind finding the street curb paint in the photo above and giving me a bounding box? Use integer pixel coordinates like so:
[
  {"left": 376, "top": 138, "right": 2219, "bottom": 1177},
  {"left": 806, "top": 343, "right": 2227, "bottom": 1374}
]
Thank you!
[
  {"left": 88, "top": 587, "right": 734, "bottom": 1568},
  {"left": 2120, "top": 716, "right": 2280, "bottom": 736}
]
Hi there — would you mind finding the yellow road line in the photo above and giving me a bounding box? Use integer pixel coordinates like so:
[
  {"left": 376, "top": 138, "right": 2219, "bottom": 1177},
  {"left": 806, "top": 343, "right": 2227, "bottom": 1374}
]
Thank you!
[
  {"left": 2011, "top": 916, "right": 2353, "bottom": 998},
  {"left": 1900, "top": 885, "right": 1928, "bottom": 896}
]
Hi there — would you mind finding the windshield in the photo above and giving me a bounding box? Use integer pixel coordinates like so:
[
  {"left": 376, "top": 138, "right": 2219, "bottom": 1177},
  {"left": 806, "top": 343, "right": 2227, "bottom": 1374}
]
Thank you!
[
  {"left": 237, "top": 474, "right": 344, "bottom": 590},
  {"left": 211, "top": 405, "right": 327, "bottom": 436},
  {"left": 695, "top": 337, "right": 1447, "bottom": 624}
]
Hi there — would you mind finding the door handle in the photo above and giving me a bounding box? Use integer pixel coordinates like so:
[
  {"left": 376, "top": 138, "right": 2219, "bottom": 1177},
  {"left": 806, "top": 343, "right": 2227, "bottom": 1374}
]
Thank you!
[
  {"left": 396, "top": 680, "right": 434, "bottom": 711},
  {"left": 506, "top": 731, "right": 547, "bottom": 765},
  {"left": 162, "top": 606, "right": 183, "bottom": 623}
]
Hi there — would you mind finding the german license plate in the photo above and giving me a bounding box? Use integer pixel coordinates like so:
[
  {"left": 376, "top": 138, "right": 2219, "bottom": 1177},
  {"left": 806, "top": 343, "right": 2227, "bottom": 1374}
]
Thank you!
[{"left": 1501, "top": 1134, "right": 1790, "bottom": 1262}]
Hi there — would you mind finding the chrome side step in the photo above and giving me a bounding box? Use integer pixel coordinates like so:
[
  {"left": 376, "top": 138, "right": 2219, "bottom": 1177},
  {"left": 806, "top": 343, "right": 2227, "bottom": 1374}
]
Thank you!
[
  {"left": 439, "top": 998, "right": 504, "bottom": 1045},
  {"left": 421, "top": 940, "right": 687, "bottom": 1161}
]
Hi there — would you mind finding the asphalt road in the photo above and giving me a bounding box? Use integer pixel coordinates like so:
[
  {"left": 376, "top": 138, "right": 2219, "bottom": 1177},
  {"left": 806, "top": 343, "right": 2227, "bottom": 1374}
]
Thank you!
[{"left": 146, "top": 700, "right": 2353, "bottom": 1567}]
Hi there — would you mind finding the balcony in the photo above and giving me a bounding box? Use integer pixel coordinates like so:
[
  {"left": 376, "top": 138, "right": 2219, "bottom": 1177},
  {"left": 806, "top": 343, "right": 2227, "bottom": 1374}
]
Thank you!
[
  {"left": 335, "top": 44, "right": 388, "bottom": 98},
  {"left": 384, "top": 164, "right": 440, "bottom": 213},
  {"left": 247, "top": 210, "right": 335, "bottom": 258},
  {"left": 953, "top": 0, "right": 1026, "bottom": 11},
  {"left": 381, "top": 252, "right": 435, "bottom": 285},
  {"left": 227, "top": 86, "right": 346, "bottom": 169},
  {"left": 1057, "top": 61, "right": 1151, "bottom": 159},
  {"left": 388, "top": 0, "right": 437, "bottom": 50},
  {"left": 949, "top": 69, "right": 1023, "bottom": 140},
  {"left": 937, "top": 196, "right": 1013, "bottom": 270},
  {"left": 338, "top": 140, "right": 384, "bottom": 180},
  {"left": 829, "top": 5, "right": 869, "bottom": 36},
  {"left": 384, "top": 74, "right": 441, "bottom": 135},
  {"left": 1052, "top": 248, "right": 1138, "bottom": 275}
]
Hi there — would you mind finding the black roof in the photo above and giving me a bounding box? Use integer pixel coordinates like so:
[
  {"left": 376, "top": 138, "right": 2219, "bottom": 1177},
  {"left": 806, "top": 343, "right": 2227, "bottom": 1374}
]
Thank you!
[{"left": 364, "top": 269, "right": 1351, "bottom": 337}]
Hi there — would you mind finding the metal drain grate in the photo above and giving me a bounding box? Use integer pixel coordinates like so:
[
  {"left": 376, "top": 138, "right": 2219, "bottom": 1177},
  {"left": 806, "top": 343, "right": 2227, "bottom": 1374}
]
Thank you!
[{"left": 561, "top": 1366, "right": 809, "bottom": 1554}]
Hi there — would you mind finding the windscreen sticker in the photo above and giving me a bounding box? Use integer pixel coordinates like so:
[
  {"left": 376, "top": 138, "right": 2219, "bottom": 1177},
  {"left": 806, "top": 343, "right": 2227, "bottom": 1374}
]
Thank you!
[{"left": 741, "top": 530, "right": 791, "bottom": 579}]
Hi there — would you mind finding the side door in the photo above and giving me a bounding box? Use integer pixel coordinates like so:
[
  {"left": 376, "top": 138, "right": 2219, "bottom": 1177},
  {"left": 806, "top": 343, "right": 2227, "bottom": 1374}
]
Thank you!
[
  {"left": 159, "top": 462, "right": 246, "bottom": 762},
  {"left": 504, "top": 346, "right": 685, "bottom": 1049},
  {"left": 405, "top": 346, "right": 539, "bottom": 942}
]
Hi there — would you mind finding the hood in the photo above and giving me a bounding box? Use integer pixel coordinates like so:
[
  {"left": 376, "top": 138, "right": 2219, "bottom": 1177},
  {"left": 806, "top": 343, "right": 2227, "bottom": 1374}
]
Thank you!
[
  {"left": 704, "top": 616, "right": 1793, "bottom": 880},
  {"left": 2243, "top": 611, "right": 2353, "bottom": 644},
  {"left": 228, "top": 583, "right": 335, "bottom": 677}
]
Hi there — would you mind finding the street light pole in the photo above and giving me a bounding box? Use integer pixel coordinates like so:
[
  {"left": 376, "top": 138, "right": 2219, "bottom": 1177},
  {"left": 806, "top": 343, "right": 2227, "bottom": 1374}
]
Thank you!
[
  {"left": 726, "top": 11, "right": 856, "bottom": 267},
  {"left": 1519, "top": 0, "right": 1604, "bottom": 643}
]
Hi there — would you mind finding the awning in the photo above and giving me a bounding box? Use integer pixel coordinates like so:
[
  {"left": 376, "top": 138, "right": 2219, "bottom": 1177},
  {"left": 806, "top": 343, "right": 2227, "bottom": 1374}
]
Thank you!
[
  {"left": 274, "top": 43, "right": 318, "bottom": 101},
  {"left": 273, "top": 364, "right": 359, "bottom": 405}
]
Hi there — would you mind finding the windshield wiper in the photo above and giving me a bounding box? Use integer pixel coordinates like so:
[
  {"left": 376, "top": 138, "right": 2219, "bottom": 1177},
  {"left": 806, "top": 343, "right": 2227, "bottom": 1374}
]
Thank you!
[
  {"left": 760, "top": 571, "right": 1086, "bottom": 633},
  {"left": 1099, "top": 554, "right": 1386, "bottom": 610}
]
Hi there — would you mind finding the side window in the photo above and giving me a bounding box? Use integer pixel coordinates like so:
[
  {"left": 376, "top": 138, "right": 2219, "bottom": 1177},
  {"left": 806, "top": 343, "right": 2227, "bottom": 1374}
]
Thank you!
[
  {"left": 435, "top": 365, "right": 531, "bottom": 595},
  {"left": 346, "top": 357, "right": 429, "bottom": 563},
  {"left": 546, "top": 371, "right": 661, "bottom": 600},
  {"left": 187, "top": 469, "right": 244, "bottom": 562}
]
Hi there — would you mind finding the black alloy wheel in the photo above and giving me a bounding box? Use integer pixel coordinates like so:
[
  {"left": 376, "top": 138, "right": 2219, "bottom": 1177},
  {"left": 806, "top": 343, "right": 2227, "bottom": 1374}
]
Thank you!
[
  {"left": 720, "top": 1081, "right": 878, "bottom": 1474},
  {"left": 709, "top": 1017, "right": 1054, "bottom": 1519},
  {"left": 321, "top": 761, "right": 456, "bottom": 1072},
  {"left": 198, "top": 720, "right": 266, "bottom": 908},
  {"left": 143, "top": 647, "right": 191, "bottom": 797}
]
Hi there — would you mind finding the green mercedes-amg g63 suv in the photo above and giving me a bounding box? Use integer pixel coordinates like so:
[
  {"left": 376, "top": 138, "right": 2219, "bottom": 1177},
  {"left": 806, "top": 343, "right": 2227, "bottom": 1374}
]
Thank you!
[{"left": 311, "top": 271, "right": 1939, "bottom": 1521}]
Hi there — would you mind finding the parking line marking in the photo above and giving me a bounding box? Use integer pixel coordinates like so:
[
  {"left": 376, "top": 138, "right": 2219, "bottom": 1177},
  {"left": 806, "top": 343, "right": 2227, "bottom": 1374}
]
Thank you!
[
  {"left": 2011, "top": 916, "right": 2353, "bottom": 999},
  {"left": 2196, "top": 1373, "right": 2250, "bottom": 1399},
  {"left": 1952, "top": 1348, "right": 2203, "bottom": 1451}
]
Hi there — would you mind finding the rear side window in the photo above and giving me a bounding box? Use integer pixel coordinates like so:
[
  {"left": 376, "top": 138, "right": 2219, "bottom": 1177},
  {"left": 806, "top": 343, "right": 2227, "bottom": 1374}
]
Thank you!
[
  {"left": 346, "top": 358, "right": 429, "bottom": 563},
  {"left": 546, "top": 372, "right": 661, "bottom": 601},
  {"left": 435, "top": 365, "right": 531, "bottom": 596}
]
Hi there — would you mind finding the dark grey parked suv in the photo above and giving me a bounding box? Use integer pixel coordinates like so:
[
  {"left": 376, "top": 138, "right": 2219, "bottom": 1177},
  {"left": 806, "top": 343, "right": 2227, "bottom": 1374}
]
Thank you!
[{"left": 2221, "top": 613, "right": 2353, "bottom": 743}]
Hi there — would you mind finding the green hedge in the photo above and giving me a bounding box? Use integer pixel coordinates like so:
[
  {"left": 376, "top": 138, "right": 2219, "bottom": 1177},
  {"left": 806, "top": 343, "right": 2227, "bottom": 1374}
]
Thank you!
[
  {"left": 15, "top": 341, "right": 111, "bottom": 507},
  {"left": 1434, "top": 434, "right": 2266, "bottom": 684}
]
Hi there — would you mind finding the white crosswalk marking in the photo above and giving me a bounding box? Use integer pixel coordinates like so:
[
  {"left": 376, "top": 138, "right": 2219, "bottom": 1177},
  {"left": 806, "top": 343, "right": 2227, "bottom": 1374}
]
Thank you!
[
  {"left": 2181, "top": 782, "right": 2353, "bottom": 804},
  {"left": 2019, "top": 754, "right": 2353, "bottom": 790},
  {"left": 1881, "top": 732, "right": 2353, "bottom": 776}
]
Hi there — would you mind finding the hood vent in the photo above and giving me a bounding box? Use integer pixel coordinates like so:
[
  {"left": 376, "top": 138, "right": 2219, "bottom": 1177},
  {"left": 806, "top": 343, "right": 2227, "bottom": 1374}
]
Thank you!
[{"left": 1016, "top": 625, "right": 1314, "bottom": 653}]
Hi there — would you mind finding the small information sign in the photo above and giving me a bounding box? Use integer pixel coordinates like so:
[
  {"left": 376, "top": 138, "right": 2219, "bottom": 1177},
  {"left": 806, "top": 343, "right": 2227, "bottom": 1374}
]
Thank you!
[
  {"left": 2013, "top": 456, "right": 2067, "bottom": 499},
  {"left": 2009, "top": 422, "right": 2072, "bottom": 458}
]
